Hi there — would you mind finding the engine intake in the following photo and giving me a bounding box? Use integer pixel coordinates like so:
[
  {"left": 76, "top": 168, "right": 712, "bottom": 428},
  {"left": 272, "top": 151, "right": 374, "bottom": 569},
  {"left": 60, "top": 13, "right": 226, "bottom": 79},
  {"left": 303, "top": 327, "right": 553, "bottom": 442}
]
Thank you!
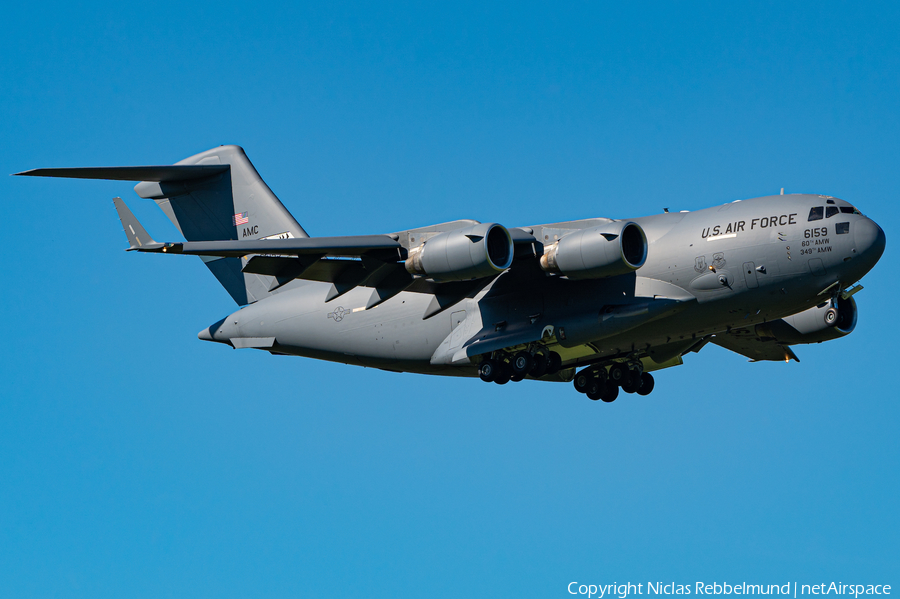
[
  {"left": 405, "top": 223, "right": 513, "bottom": 282},
  {"left": 757, "top": 296, "right": 858, "bottom": 345},
  {"left": 540, "top": 221, "right": 647, "bottom": 279}
]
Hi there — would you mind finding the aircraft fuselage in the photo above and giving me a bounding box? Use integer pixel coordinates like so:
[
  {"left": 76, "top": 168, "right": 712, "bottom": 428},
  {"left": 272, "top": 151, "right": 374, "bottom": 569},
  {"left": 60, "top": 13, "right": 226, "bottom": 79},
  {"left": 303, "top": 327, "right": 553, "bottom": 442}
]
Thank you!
[{"left": 204, "top": 193, "right": 885, "bottom": 380}]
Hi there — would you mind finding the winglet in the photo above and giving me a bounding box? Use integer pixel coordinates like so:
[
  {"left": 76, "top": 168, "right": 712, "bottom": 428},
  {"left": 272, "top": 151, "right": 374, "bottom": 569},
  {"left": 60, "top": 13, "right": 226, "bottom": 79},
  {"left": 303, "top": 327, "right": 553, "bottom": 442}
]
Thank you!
[{"left": 113, "top": 197, "right": 162, "bottom": 250}]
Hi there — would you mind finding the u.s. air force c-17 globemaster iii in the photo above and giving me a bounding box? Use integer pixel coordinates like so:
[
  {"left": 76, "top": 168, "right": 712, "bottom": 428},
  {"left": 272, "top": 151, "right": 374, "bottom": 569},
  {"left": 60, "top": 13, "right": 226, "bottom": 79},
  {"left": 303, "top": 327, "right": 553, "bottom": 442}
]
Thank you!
[{"left": 16, "top": 145, "right": 886, "bottom": 401}]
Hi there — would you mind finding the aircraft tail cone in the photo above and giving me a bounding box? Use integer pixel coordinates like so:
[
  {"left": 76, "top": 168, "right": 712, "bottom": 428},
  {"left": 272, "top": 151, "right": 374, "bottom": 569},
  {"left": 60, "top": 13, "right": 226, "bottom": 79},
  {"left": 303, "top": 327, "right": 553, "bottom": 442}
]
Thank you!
[{"left": 198, "top": 316, "right": 230, "bottom": 344}]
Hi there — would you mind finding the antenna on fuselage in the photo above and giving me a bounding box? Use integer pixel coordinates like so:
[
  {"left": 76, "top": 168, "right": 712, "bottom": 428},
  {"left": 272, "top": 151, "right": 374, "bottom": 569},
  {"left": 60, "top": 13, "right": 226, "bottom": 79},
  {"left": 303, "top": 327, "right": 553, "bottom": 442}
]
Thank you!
[{"left": 780, "top": 188, "right": 784, "bottom": 195}]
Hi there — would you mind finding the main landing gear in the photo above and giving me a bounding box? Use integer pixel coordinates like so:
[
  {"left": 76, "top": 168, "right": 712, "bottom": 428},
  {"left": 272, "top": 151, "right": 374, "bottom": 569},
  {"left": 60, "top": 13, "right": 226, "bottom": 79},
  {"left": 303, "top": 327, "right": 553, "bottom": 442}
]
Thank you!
[
  {"left": 573, "top": 361, "right": 655, "bottom": 402},
  {"left": 479, "top": 349, "right": 562, "bottom": 385}
]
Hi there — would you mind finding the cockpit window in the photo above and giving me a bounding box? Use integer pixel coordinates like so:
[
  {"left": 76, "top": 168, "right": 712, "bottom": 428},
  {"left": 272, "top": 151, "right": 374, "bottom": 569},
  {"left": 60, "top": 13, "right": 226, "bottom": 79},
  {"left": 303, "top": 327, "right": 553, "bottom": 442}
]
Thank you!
[
  {"left": 836, "top": 222, "right": 850, "bottom": 235},
  {"left": 840, "top": 206, "right": 862, "bottom": 215},
  {"left": 825, "top": 206, "right": 839, "bottom": 218},
  {"left": 808, "top": 207, "right": 824, "bottom": 221}
]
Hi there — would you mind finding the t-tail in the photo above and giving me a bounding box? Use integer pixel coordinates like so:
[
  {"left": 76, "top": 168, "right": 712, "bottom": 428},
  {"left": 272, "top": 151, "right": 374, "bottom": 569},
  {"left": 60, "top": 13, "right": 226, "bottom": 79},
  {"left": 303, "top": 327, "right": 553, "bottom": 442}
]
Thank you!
[{"left": 16, "top": 145, "right": 308, "bottom": 305}]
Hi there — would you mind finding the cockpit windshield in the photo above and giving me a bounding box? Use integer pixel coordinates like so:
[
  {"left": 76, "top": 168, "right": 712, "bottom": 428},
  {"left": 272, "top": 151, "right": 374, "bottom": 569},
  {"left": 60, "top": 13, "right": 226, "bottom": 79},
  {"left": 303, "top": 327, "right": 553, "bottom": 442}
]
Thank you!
[{"left": 808, "top": 204, "right": 861, "bottom": 221}]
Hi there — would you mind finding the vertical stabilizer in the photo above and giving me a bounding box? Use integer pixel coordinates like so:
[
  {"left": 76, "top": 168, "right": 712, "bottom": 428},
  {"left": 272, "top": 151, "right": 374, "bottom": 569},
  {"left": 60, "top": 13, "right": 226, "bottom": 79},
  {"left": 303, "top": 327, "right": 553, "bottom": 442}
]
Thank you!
[{"left": 133, "top": 145, "right": 308, "bottom": 305}]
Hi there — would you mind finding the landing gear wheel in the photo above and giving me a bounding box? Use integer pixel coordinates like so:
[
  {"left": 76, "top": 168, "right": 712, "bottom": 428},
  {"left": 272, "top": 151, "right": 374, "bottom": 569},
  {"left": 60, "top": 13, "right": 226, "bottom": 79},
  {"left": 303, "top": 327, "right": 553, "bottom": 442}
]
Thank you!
[
  {"left": 636, "top": 372, "right": 655, "bottom": 396},
  {"left": 478, "top": 359, "right": 499, "bottom": 382},
  {"left": 621, "top": 371, "right": 642, "bottom": 394},
  {"left": 609, "top": 363, "right": 629, "bottom": 385},
  {"left": 494, "top": 362, "right": 512, "bottom": 385},
  {"left": 824, "top": 306, "right": 839, "bottom": 327},
  {"left": 599, "top": 381, "right": 619, "bottom": 403},
  {"left": 511, "top": 351, "right": 534, "bottom": 379},
  {"left": 529, "top": 353, "right": 549, "bottom": 378},
  {"left": 546, "top": 351, "right": 562, "bottom": 375},
  {"left": 586, "top": 384, "right": 604, "bottom": 401},
  {"left": 573, "top": 369, "right": 592, "bottom": 394}
]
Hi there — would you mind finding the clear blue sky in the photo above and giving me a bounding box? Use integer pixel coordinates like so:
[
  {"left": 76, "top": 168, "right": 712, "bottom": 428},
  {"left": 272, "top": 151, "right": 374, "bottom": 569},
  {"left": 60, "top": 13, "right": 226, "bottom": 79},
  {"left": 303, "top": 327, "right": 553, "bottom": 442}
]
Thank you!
[{"left": 2, "top": 1, "right": 898, "bottom": 597}]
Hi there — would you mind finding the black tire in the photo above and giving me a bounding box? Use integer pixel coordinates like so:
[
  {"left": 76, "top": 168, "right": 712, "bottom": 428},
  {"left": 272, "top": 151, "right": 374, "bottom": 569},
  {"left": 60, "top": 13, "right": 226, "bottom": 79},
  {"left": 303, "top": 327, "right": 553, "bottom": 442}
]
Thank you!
[
  {"left": 511, "top": 351, "right": 534, "bottom": 378},
  {"left": 599, "top": 381, "right": 619, "bottom": 403},
  {"left": 546, "top": 351, "right": 562, "bottom": 375},
  {"left": 510, "top": 371, "right": 525, "bottom": 382},
  {"left": 529, "top": 353, "right": 549, "bottom": 378},
  {"left": 824, "top": 306, "right": 839, "bottom": 327},
  {"left": 636, "top": 372, "right": 655, "bottom": 396},
  {"left": 478, "top": 359, "right": 498, "bottom": 382},
  {"left": 621, "top": 371, "right": 642, "bottom": 394},
  {"left": 609, "top": 363, "right": 629, "bottom": 385},
  {"left": 573, "top": 369, "right": 592, "bottom": 393},
  {"left": 586, "top": 385, "right": 604, "bottom": 401},
  {"left": 494, "top": 362, "right": 511, "bottom": 385}
]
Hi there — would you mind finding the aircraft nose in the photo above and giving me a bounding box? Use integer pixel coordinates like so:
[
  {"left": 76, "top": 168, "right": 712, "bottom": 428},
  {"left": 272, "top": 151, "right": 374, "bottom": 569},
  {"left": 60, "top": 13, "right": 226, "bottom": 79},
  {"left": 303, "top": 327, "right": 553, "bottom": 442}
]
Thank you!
[{"left": 855, "top": 217, "right": 886, "bottom": 264}]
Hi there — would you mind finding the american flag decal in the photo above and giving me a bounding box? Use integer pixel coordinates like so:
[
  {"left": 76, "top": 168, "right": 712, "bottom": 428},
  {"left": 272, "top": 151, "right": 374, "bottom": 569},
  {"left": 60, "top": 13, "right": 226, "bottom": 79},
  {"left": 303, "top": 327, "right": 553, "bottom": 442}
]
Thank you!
[{"left": 232, "top": 211, "right": 249, "bottom": 226}]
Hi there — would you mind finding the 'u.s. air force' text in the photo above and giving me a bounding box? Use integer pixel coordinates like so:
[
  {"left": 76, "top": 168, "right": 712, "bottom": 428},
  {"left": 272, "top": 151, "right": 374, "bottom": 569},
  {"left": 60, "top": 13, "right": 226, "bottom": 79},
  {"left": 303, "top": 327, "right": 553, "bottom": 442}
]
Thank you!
[{"left": 702, "top": 213, "right": 798, "bottom": 238}]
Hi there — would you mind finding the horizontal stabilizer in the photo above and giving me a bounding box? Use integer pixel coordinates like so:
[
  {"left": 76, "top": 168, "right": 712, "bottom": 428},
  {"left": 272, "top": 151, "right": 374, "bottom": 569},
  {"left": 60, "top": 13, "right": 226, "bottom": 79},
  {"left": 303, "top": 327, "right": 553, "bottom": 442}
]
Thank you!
[
  {"left": 113, "top": 197, "right": 162, "bottom": 250},
  {"left": 13, "top": 165, "right": 229, "bottom": 182}
]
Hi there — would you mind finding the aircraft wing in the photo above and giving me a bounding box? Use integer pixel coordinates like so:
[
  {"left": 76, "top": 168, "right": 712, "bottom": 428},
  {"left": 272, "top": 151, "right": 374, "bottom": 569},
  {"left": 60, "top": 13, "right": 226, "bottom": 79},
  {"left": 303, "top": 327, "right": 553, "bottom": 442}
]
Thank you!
[
  {"left": 711, "top": 331, "right": 799, "bottom": 362},
  {"left": 137, "top": 236, "right": 403, "bottom": 258},
  {"left": 111, "top": 196, "right": 530, "bottom": 315}
]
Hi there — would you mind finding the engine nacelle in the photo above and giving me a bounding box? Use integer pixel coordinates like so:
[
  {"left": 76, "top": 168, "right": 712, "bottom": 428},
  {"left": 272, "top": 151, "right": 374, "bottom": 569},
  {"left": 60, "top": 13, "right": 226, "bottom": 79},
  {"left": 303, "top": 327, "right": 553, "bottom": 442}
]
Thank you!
[
  {"left": 405, "top": 222, "right": 514, "bottom": 282},
  {"left": 757, "top": 296, "right": 858, "bottom": 345},
  {"left": 540, "top": 221, "right": 648, "bottom": 279}
]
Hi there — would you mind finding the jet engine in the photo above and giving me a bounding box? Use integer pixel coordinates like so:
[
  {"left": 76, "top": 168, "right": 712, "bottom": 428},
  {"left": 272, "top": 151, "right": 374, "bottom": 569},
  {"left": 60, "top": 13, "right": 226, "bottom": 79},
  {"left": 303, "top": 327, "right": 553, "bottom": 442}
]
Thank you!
[
  {"left": 540, "top": 221, "right": 648, "bottom": 279},
  {"left": 404, "top": 222, "right": 514, "bottom": 282},
  {"left": 757, "top": 296, "right": 858, "bottom": 345}
]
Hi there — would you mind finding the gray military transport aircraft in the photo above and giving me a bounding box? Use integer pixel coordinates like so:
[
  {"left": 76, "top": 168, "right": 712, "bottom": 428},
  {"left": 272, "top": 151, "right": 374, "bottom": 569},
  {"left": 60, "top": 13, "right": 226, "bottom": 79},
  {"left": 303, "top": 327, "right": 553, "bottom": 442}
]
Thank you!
[{"left": 16, "top": 145, "right": 886, "bottom": 401}]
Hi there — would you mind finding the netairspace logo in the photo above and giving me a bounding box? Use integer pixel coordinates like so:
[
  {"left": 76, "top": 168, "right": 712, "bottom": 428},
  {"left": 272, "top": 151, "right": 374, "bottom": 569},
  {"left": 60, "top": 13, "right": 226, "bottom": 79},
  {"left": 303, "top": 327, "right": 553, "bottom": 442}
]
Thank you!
[{"left": 567, "top": 583, "right": 892, "bottom": 599}]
